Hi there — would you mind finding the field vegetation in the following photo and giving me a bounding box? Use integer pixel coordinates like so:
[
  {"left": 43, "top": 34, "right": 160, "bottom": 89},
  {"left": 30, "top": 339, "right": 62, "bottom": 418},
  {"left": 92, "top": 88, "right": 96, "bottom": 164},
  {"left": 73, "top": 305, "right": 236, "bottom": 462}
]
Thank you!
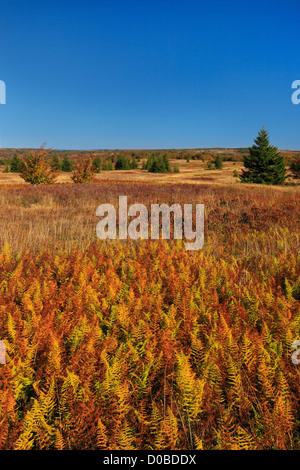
[{"left": 0, "top": 174, "right": 299, "bottom": 449}]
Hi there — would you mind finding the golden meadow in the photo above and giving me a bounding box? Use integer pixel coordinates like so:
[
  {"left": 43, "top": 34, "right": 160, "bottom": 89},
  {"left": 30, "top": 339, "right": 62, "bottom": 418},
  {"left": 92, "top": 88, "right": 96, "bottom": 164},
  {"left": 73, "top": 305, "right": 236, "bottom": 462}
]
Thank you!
[{"left": 0, "top": 180, "right": 299, "bottom": 449}]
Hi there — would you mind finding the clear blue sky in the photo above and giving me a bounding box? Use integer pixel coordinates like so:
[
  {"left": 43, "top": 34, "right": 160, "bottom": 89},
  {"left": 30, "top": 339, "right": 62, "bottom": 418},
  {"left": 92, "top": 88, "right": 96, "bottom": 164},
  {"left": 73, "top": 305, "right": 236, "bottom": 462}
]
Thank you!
[{"left": 0, "top": 0, "right": 299, "bottom": 150}]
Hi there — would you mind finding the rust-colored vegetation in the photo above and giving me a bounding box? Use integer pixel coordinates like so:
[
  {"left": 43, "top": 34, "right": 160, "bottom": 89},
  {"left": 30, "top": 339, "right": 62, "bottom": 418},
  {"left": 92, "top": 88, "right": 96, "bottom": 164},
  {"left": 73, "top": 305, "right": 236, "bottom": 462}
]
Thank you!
[{"left": 0, "top": 181, "right": 299, "bottom": 449}]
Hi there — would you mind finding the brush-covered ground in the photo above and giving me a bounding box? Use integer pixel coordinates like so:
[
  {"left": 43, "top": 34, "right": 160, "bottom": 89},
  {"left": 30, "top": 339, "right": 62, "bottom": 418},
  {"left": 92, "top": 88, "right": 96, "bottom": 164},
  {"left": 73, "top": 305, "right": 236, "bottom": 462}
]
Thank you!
[{"left": 0, "top": 176, "right": 299, "bottom": 450}]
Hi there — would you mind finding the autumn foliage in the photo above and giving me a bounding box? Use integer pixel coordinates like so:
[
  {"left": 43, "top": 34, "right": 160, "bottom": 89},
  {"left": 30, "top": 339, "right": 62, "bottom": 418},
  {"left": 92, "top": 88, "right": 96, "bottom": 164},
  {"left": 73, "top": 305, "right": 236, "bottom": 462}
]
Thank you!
[
  {"left": 71, "top": 157, "right": 96, "bottom": 184},
  {"left": 0, "top": 182, "right": 299, "bottom": 450},
  {"left": 19, "top": 149, "right": 59, "bottom": 185}
]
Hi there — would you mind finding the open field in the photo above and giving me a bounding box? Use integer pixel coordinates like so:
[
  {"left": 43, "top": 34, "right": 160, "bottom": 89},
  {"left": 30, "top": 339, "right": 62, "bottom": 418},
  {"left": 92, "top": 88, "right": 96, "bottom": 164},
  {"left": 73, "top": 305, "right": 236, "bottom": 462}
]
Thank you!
[
  {"left": 0, "top": 159, "right": 298, "bottom": 188},
  {"left": 0, "top": 167, "right": 299, "bottom": 450},
  {"left": 0, "top": 160, "right": 242, "bottom": 185}
]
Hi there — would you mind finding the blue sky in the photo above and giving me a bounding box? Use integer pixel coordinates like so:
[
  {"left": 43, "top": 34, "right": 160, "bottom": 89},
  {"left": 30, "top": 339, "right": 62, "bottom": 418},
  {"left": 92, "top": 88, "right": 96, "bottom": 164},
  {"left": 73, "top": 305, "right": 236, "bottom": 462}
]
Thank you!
[{"left": 0, "top": 0, "right": 299, "bottom": 150}]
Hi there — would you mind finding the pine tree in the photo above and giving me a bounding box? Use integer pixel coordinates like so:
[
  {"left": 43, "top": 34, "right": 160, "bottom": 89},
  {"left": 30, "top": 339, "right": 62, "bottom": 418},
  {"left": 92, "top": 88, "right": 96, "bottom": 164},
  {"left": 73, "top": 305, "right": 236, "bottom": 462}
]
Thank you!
[
  {"left": 115, "top": 155, "right": 133, "bottom": 170},
  {"left": 214, "top": 154, "right": 223, "bottom": 169},
  {"left": 240, "top": 127, "right": 286, "bottom": 185},
  {"left": 93, "top": 155, "right": 101, "bottom": 173},
  {"left": 162, "top": 154, "right": 171, "bottom": 172},
  {"left": 10, "top": 154, "right": 23, "bottom": 172},
  {"left": 61, "top": 155, "right": 73, "bottom": 172},
  {"left": 146, "top": 154, "right": 171, "bottom": 173},
  {"left": 130, "top": 157, "right": 138, "bottom": 169}
]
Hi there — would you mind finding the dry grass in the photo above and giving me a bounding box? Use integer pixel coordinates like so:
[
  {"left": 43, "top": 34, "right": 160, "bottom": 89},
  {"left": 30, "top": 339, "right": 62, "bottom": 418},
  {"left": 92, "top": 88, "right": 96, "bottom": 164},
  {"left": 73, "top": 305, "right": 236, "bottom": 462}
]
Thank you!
[
  {"left": 0, "top": 159, "right": 236, "bottom": 185},
  {"left": 0, "top": 178, "right": 298, "bottom": 255},
  {"left": 0, "top": 161, "right": 299, "bottom": 450}
]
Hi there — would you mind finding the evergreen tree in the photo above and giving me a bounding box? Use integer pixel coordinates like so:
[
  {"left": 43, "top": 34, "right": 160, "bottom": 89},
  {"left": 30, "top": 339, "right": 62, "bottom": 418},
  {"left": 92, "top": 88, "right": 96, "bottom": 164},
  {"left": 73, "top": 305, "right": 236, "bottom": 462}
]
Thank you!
[
  {"left": 93, "top": 155, "right": 101, "bottom": 173},
  {"left": 10, "top": 154, "right": 23, "bottom": 172},
  {"left": 162, "top": 154, "right": 171, "bottom": 172},
  {"left": 61, "top": 155, "right": 73, "bottom": 172},
  {"left": 240, "top": 127, "right": 286, "bottom": 184},
  {"left": 150, "top": 157, "right": 165, "bottom": 173},
  {"left": 145, "top": 154, "right": 155, "bottom": 171},
  {"left": 130, "top": 157, "right": 138, "bottom": 169},
  {"left": 115, "top": 155, "right": 129, "bottom": 170},
  {"left": 146, "top": 154, "right": 171, "bottom": 173},
  {"left": 115, "top": 155, "right": 135, "bottom": 170},
  {"left": 214, "top": 154, "right": 223, "bottom": 169}
]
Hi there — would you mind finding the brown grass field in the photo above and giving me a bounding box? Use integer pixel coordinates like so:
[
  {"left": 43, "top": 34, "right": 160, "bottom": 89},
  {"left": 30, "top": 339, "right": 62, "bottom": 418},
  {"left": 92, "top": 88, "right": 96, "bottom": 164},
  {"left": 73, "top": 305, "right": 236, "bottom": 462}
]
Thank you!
[
  {"left": 0, "top": 159, "right": 299, "bottom": 450},
  {"left": 0, "top": 159, "right": 297, "bottom": 187},
  {"left": 0, "top": 159, "right": 239, "bottom": 185}
]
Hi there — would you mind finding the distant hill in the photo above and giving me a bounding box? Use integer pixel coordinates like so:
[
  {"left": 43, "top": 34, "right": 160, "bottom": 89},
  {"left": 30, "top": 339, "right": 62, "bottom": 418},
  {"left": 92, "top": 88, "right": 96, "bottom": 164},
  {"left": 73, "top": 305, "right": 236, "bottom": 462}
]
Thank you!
[{"left": 0, "top": 147, "right": 299, "bottom": 165}]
